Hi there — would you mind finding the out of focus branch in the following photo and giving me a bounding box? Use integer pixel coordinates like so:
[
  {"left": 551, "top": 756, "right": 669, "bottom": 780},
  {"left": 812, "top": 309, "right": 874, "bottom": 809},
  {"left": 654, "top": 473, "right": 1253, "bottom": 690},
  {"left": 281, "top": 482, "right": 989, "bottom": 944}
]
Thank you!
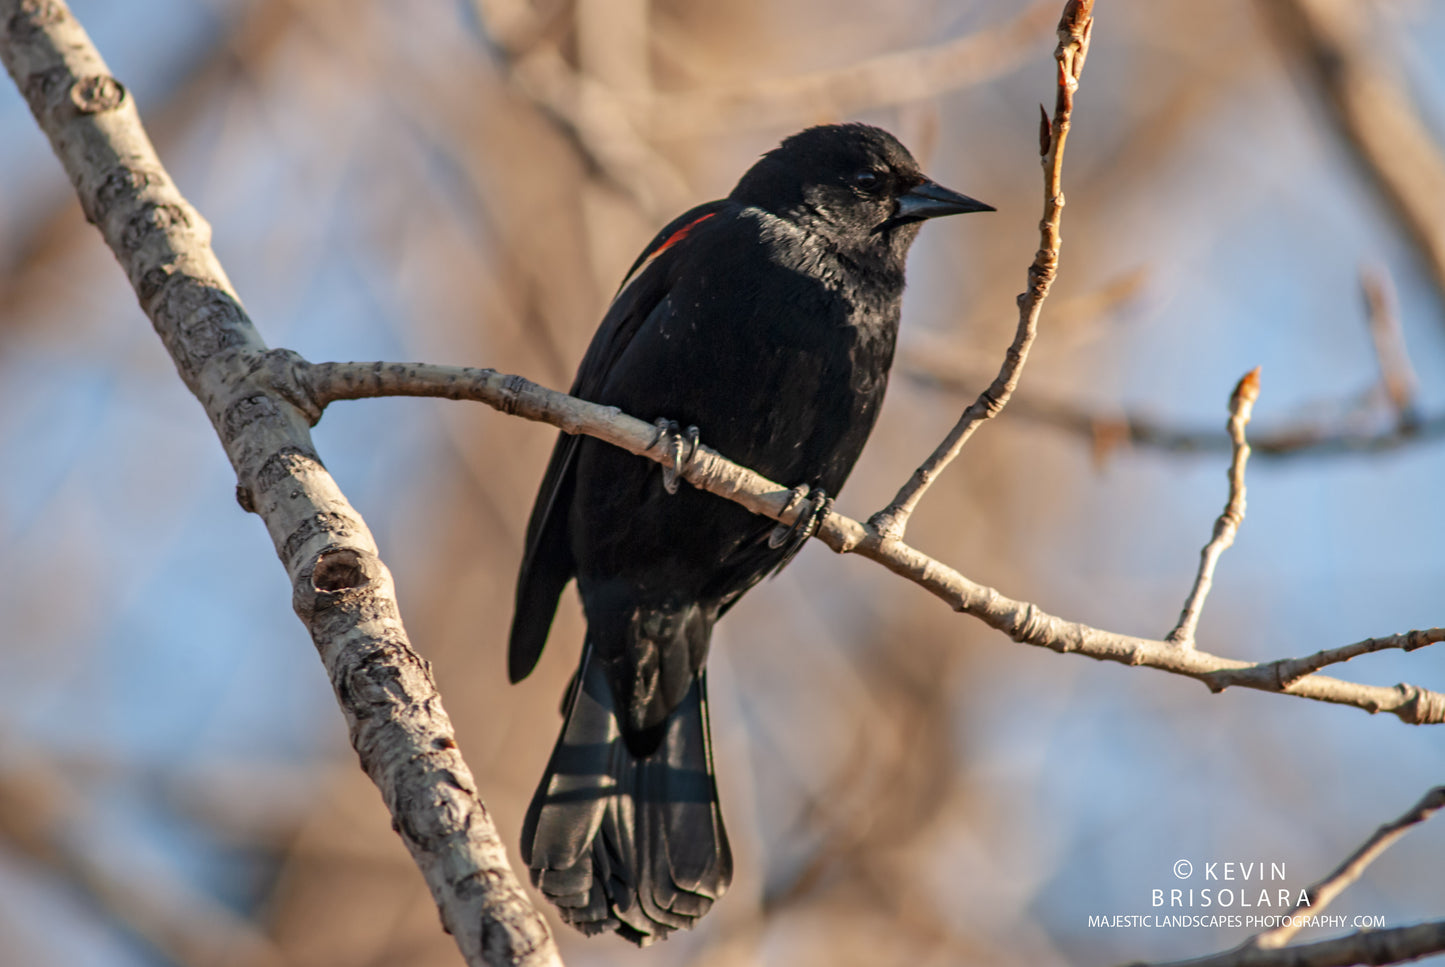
[
  {"left": 0, "top": 5, "right": 558, "bottom": 966},
  {"left": 906, "top": 365, "right": 1445, "bottom": 460},
  {"left": 298, "top": 358, "right": 1445, "bottom": 726},
  {"left": 1260, "top": 0, "right": 1445, "bottom": 311},
  {"left": 1360, "top": 265, "right": 1420, "bottom": 430},
  {"left": 469, "top": 0, "right": 1058, "bottom": 218},
  {"left": 1251, "top": 786, "right": 1445, "bottom": 949},
  {"left": 0, "top": 755, "right": 289, "bottom": 967},
  {"left": 634, "top": 0, "right": 1057, "bottom": 139},
  {"left": 1127, "top": 919, "right": 1445, "bottom": 967},
  {"left": 469, "top": 0, "right": 692, "bottom": 220},
  {"left": 1168, "top": 368, "right": 1258, "bottom": 646},
  {"left": 1128, "top": 787, "right": 1445, "bottom": 967},
  {"left": 870, "top": 0, "right": 1094, "bottom": 542}
]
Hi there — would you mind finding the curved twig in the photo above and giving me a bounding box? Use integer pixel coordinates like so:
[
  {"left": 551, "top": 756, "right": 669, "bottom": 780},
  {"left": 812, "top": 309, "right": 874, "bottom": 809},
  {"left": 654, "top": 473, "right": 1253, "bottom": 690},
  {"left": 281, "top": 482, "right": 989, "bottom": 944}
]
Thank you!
[{"left": 869, "top": 0, "right": 1093, "bottom": 541}]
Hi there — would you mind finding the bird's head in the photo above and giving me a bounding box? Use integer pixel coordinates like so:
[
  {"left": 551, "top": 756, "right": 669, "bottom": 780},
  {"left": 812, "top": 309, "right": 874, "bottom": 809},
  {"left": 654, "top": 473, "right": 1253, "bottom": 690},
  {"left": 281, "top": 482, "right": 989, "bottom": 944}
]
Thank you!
[{"left": 729, "top": 123, "right": 993, "bottom": 258}]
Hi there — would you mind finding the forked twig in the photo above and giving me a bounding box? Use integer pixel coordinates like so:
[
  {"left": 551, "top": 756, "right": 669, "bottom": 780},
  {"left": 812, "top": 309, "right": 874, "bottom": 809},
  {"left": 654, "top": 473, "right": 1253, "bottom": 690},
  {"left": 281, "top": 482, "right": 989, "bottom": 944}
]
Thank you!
[{"left": 869, "top": 0, "right": 1093, "bottom": 542}]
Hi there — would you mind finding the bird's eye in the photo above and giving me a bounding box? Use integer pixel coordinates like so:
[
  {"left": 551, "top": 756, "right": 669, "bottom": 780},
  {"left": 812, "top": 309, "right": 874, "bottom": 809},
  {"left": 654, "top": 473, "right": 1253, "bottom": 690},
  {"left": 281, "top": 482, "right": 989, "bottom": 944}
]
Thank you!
[{"left": 852, "top": 169, "right": 883, "bottom": 192}]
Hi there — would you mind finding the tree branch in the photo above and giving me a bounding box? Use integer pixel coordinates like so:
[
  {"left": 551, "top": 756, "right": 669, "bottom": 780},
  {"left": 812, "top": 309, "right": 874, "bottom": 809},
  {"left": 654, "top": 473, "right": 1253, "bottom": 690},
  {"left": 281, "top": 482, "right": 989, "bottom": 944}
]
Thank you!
[
  {"left": 1202, "top": 627, "right": 1445, "bottom": 692},
  {"left": 1129, "top": 788, "right": 1445, "bottom": 967},
  {"left": 1251, "top": 786, "right": 1445, "bottom": 950},
  {"left": 0, "top": 4, "right": 559, "bottom": 965},
  {"left": 1168, "top": 368, "right": 1258, "bottom": 645},
  {"left": 1360, "top": 265, "right": 1420, "bottom": 430},
  {"left": 870, "top": 0, "right": 1093, "bottom": 541},
  {"left": 1260, "top": 0, "right": 1445, "bottom": 315},
  {"left": 632, "top": 0, "right": 1058, "bottom": 139},
  {"left": 1127, "top": 919, "right": 1445, "bottom": 967},
  {"left": 905, "top": 365, "right": 1445, "bottom": 460},
  {"left": 299, "top": 359, "right": 1445, "bottom": 726}
]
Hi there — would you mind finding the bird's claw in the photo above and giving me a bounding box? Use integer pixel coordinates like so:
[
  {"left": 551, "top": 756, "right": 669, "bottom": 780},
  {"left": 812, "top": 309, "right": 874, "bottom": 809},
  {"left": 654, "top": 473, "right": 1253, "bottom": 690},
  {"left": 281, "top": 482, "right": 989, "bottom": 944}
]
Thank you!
[
  {"left": 653, "top": 419, "right": 700, "bottom": 495},
  {"left": 769, "top": 485, "right": 832, "bottom": 574}
]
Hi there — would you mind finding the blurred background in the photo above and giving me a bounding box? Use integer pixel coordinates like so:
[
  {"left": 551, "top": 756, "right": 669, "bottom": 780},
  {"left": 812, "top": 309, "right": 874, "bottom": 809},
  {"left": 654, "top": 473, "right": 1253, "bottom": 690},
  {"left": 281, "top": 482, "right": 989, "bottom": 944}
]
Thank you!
[{"left": 2, "top": 0, "right": 1444, "bottom": 965}]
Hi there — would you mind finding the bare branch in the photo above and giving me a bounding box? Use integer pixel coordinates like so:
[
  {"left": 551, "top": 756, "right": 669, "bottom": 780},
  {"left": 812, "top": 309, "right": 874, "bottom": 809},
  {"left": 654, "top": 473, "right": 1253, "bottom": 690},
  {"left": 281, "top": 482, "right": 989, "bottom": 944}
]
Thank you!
[
  {"left": 1126, "top": 918, "right": 1445, "bottom": 967},
  {"left": 1130, "top": 789, "right": 1445, "bottom": 967},
  {"left": 633, "top": 1, "right": 1058, "bottom": 139},
  {"left": 1251, "top": 786, "right": 1445, "bottom": 949},
  {"left": 906, "top": 365, "right": 1445, "bottom": 459},
  {"left": 1360, "top": 265, "right": 1420, "bottom": 429},
  {"left": 1260, "top": 0, "right": 1445, "bottom": 313},
  {"left": 300, "top": 359, "right": 1445, "bottom": 726},
  {"left": 1168, "top": 369, "right": 1259, "bottom": 645},
  {"left": 1204, "top": 627, "right": 1445, "bottom": 692},
  {"left": 870, "top": 0, "right": 1093, "bottom": 542},
  {"left": 469, "top": 0, "right": 693, "bottom": 220},
  {"left": 0, "top": 756, "right": 289, "bottom": 967},
  {"left": 0, "top": 5, "right": 559, "bottom": 965}
]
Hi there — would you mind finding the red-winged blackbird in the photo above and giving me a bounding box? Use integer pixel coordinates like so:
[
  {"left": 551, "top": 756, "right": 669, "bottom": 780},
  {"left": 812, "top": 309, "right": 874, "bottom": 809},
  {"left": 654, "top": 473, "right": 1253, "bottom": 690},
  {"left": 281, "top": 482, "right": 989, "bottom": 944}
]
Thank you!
[{"left": 510, "top": 123, "right": 992, "bottom": 944}]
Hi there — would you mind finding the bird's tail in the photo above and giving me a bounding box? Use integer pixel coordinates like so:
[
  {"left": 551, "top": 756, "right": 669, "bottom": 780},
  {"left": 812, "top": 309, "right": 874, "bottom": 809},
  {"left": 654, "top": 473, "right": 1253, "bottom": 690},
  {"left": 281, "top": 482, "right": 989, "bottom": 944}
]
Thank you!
[{"left": 521, "top": 645, "right": 732, "bottom": 945}]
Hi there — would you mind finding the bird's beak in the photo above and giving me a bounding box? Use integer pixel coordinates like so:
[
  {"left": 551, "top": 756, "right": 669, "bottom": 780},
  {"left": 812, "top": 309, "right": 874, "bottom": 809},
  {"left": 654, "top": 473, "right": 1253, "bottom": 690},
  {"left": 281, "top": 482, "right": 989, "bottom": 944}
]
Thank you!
[{"left": 893, "top": 180, "right": 995, "bottom": 222}]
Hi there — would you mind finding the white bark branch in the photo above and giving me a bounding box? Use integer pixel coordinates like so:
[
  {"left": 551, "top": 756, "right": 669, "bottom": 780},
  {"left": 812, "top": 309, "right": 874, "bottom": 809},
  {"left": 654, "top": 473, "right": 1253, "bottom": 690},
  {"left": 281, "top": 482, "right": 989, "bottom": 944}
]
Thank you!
[
  {"left": 300, "top": 360, "right": 1445, "bottom": 726},
  {"left": 0, "top": 4, "right": 559, "bottom": 965},
  {"left": 1168, "top": 368, "right": 1258, "bottom": 645}
]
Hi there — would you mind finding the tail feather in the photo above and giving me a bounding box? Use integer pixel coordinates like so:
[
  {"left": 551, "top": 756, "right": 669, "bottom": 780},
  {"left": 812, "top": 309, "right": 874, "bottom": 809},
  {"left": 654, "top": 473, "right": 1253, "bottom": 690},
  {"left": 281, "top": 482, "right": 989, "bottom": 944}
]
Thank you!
[{"left": 522, "top": 647, "right": 731, "bottom": 945}]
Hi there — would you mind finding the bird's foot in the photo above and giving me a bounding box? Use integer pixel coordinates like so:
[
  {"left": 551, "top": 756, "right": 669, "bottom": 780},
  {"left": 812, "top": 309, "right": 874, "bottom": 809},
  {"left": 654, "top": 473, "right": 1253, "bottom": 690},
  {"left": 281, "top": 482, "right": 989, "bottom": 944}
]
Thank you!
[
  {"left": 768, "top": 485, "right": 832, "bottom": 574},
  {"left": 652, "top": 419, "right": 701, "bottom": 495}
]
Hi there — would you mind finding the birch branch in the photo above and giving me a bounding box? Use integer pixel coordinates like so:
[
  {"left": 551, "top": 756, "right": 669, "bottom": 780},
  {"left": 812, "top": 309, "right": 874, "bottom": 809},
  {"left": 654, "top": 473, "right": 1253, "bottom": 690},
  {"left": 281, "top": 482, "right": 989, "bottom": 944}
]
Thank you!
[{"left": 0, "top": 4, "right": 559, "bottom": 965}]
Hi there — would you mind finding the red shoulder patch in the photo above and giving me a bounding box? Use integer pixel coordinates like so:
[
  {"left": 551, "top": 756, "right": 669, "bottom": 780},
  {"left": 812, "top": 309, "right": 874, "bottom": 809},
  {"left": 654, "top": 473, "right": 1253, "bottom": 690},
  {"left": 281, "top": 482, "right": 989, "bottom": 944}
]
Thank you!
[
  {"left": 617, "top": 212, "right": 717, "bottom": 295},
  {"left": 652, "top": 212, "right": 716, "bottom": 257}
]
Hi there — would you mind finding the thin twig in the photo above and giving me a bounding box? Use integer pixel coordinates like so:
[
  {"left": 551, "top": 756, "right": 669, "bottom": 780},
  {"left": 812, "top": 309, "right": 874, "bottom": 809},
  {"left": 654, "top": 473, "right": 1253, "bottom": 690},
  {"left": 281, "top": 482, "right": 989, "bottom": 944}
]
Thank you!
[
  {"left": 1260, "top": 0, "right": 1445, "bottom": 315},
  {"left": 632, "top": 0, "right": 1058, "bottom": 139},
  {"left": 1125, "top": 918, "right": 1445, "bottom": 967},
  {"left": 1360, "top": 265, "right": 1420, "bottom": 430},
  {"left": 1204, "top": 627, "right": 1445, "bottom": 692},
  {"left": 869, "top": 0, "right": 1093, "bottom": 542},
  {"left": 1168, "top": 369, "right": 1259, "bottom": 646},
  {"left": 0, "top": 5, "right": 559, "bottom": 965},
  {"left": 469, "top": 0, "right": 693, "bottom": 221},
  {"left": 0, "top": 756, "right": 290, "bottom": 967},
  {"left": 300, "top": 358, "right": 1445, "bottom": 726},
  {"left": 1251, "top": 786, "right": 1445, "bottom": 950},
  {"left": 906, "top": 365, "right": 1445, "bottom": 459}
]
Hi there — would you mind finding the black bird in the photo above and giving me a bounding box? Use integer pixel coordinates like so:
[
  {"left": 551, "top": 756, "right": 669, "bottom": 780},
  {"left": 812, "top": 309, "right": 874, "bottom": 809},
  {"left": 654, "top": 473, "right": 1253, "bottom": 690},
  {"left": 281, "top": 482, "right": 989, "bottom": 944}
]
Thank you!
[{"left": 509, "top": 123, "right": 992, "bottom": 944}]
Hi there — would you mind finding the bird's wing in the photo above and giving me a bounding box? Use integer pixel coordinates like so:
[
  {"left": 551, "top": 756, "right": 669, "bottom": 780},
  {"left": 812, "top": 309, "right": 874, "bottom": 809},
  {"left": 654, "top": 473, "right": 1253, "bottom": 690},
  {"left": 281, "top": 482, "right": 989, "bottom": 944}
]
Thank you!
[{"left": 508, "top": 200, "right": 735, "bottom": 683}]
